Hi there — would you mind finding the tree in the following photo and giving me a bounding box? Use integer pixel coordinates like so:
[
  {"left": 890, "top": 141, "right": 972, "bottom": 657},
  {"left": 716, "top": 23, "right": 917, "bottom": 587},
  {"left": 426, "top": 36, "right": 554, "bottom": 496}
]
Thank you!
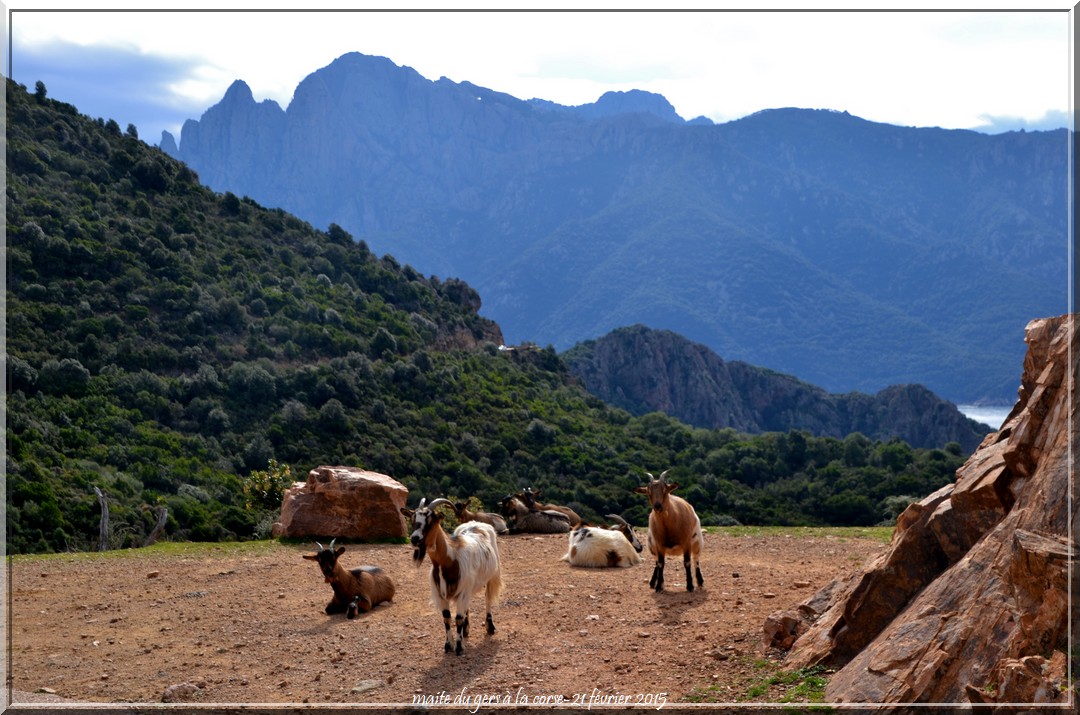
[{"left": 33, "top": 80, "right": 47, "bottom": 101}]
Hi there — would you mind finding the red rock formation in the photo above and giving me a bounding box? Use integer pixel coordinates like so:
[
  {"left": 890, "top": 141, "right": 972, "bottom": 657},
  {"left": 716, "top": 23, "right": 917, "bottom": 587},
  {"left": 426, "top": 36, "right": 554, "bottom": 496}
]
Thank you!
[
  {"left": 272, "top": 466, "right": 408, "bottom": 541},
  {"left": 775, "top": 315, "right": 1076, "bottom": 705}
]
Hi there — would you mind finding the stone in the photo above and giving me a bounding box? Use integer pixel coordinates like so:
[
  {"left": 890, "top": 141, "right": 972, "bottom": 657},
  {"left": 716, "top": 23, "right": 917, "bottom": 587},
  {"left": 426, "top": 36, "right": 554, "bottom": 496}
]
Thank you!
[
  {"left": 272, "top": 466, "right": 408, "bottom": 540},
  {"left": 780, "top": 314, "right": 1075, "bottom": 705},
  {"left": 762, "top": 610, "right": 807, "bottom": 651},
  {"left": 162, "top": 682, "right": 203, "bottom": 703}
]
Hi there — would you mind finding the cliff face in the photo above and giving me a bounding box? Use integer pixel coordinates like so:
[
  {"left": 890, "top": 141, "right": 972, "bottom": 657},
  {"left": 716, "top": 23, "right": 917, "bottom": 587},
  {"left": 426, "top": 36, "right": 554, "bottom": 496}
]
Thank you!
[
  {"left": 775, "top": 314, "right": 1076, "bottom": 705},
  {"left": 563, "top": 325, "right": 991, "bottom": 451}
]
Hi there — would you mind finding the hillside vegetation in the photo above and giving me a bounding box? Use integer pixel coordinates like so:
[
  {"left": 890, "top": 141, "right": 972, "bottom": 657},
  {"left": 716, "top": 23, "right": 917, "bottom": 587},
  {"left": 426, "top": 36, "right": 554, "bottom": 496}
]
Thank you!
[{"left": 6, "top": 80, "right": 967, "bottom": 554}]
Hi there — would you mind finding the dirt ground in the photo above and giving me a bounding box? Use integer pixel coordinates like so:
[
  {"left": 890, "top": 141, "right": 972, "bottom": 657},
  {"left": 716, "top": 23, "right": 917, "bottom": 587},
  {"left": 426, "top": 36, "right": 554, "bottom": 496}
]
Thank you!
[{"left": 8, "top": 529, "right": 885, "bottom": 707}]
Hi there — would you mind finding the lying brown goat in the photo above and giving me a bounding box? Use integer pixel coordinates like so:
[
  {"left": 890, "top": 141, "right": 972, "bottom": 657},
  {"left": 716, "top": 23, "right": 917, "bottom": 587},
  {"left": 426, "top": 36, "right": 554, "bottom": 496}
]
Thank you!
[{"left": 303, "top": 539, "right": 395, "bottom": 618}]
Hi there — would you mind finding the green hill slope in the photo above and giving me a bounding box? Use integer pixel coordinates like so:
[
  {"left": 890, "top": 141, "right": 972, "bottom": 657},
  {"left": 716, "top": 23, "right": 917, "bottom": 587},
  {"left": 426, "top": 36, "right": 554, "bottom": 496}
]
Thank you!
[{"left": 6, "top": 80, "right": 968, "bottom": 554}]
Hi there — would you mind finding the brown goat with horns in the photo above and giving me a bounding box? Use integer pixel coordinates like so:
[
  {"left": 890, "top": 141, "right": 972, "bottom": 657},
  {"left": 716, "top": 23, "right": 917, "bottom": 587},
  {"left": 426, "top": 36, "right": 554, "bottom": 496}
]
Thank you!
[{"left": 303, "top": 539, "right": 396, "bottom": 618}]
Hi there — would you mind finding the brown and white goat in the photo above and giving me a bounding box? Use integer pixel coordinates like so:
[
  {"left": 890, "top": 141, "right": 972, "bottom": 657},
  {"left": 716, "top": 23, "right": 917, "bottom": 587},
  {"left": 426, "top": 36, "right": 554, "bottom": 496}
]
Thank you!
[
  {"left": 400, "top": 498, "right": 503, "bottom": 655},
  {"left": 634, "top": 470, "right": 704, "bottom": 592},
  {"left": 451, "top": 500, "right": 509, "bottom": 535},
  {"left": 560, "top": 514, "right": 644, "bottom": 568},
  {"left": 302, "top": 539, "right": 396, "bottom": 618},
  {"left": 499, "top": 493, "right": 572, "bottom": 533},
  {"left": 520, "top": 487, "right": 582, "bottom": 527}
]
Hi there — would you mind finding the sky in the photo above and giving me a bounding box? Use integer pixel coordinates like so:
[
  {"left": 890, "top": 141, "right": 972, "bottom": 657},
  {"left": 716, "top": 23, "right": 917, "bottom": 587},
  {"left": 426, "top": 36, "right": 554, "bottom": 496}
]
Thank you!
[{"left": 3, "top": 1, "right": 1074, "bottom": 147}]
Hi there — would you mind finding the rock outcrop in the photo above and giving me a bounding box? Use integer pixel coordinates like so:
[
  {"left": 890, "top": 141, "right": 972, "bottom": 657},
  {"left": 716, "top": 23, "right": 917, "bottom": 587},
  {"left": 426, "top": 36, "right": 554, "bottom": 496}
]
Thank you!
[
  {"left": 772, "top": 315, "right": 1076, "bottom": 705},
  {"left": 272, "top": 466, "right": 408, "bottom": 541},
  {"left": 564, "top": 325, "right": 992, "bottom": 451}
]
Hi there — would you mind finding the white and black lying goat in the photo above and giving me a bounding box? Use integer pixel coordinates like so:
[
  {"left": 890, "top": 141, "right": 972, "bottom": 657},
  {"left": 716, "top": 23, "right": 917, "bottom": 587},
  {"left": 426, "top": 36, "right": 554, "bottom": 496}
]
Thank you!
[
  {"left": 560, "top": 514, "right": 644, "bottom": 568},
  {"left": 303, "top": 539, "right": 396, "bottom": 618},
  {"left": 400, "top": 498, "right": 503, "bottom": 655},
  {"left": 635, "top": 470, "right": 704, "bottom": 592}
]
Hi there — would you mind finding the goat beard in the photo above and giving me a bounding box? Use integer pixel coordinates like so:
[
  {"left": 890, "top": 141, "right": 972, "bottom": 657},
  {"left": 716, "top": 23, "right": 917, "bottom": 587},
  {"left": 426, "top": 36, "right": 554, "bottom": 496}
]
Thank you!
[{"left": 411, "top": 542, "right": 427, "bottom": 563}]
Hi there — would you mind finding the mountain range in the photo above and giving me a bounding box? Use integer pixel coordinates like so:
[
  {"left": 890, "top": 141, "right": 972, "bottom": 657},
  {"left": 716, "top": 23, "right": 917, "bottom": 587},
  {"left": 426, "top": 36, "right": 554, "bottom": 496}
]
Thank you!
[
  {"left": 6, "top": 77, "right": 985, "bottom": 551},
  {"left": 165, "top": 51, "right": 1069, "bottom": 404}
]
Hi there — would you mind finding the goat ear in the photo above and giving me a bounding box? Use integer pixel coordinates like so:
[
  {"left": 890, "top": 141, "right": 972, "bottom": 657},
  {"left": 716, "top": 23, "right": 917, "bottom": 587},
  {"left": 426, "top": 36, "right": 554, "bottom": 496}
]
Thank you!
[
  {"left": 665, "top": 482, "right": 680, "bottom": 493},
  {"left": 400, "top": 508, "right": 414, "bottom": 518},
  {"left": 302, "top": 553, "right": 317, "bottom": 561},
  {"left": 634, "top": 485, "right": 648, "bottom": 494},
  {"left": 334, "top": 546, "right": 345, "bottom": 557}
]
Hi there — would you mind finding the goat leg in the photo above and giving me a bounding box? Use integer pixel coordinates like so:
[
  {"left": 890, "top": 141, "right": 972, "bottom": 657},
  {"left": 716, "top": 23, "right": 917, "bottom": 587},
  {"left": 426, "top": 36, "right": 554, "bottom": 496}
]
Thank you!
[
  {"left": 651, "top": 555, "right": 665, "bottom": 592},
  {"left": 454, "top": 613, "right": 466, "bottom": 655},
  {"left": 442, "top": 608, "right": 453, "bottom": 653},
  {"left": 683, "top": 552, "right": 694, "bottom": 592},
  {"left": 695, "top": 562, "right": 704, "bottom": 587}
]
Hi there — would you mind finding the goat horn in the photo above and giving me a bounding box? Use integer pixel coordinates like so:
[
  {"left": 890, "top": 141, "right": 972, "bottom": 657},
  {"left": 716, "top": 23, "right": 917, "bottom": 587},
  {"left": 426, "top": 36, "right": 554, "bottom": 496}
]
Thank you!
[
  {"left": 328, "top": 538, "right": 337, "bottom": 551},
  {"left": 644, "top": 471, "right": 655, "bottom": 481},
  {"left": 417, "top": 498, "right": 428, "bottom": 509},
  {"left": 427, "top": 498, "right": 454, "bottom": 512},
  {"left": 606, "top": 514, "right": 630, "bottom": 526},
  {"left": 314, "top": 541, "right": 325, "bottom": 551},
  {"left": 659, "top": 469, "right": 672, "bottom": 481}
]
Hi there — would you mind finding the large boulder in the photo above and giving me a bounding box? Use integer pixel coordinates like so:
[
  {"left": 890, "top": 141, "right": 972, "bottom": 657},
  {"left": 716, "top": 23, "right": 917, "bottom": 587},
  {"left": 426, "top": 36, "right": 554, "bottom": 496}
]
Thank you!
[
  {"left": 272, "top": 466, "right": 408, "bottom": 541},
  {"left": 775, "top": 315, "right": 1076, "bottom": 705}
]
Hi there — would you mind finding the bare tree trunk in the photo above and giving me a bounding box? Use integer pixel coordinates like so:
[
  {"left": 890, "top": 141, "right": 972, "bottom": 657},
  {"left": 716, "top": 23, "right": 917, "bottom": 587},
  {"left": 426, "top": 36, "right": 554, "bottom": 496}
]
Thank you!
[
  {"left": 143, "top": 507, "right": 168, "bottom": 547},
  {"left": 94, "top": 487, "right": 109, "bottom": 552}
]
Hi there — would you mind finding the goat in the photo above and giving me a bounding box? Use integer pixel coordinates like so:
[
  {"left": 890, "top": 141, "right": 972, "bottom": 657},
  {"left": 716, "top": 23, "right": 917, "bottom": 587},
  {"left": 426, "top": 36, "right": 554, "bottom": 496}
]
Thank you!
[
  {"left": 520, "top": 487, "right": 582, "bottom": 527},
  {"left": 400, "top": 497, "right": 503, "bottom": 655},
  {"left": 634, "top": 470, "right": 704, "bottom": 592},
  {"left": 451, "top": 500, "right": 509, "bottom": 535},
  {"left": 560, "top": 514, "right": 644, "bottom": 568},
  {"left": 499, "top": 493, "right": 572, "bottom": 534},
  {"left": 302, "top": 539, "right": 395, "bottom": 618}
]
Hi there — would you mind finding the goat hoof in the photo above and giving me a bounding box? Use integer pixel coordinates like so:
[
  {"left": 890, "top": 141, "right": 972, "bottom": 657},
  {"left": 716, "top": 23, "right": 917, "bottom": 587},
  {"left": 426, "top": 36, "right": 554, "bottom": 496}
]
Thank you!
[
  {"left": 455, "top": 642, "right": 464, "bottom": 656},
  {"left": 444, "top": 642, "right": 453, "bottom": 653}
]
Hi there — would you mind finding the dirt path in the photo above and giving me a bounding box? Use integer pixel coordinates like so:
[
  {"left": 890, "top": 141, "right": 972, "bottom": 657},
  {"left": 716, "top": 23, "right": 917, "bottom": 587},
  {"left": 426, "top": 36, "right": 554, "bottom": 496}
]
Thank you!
[{"left": 9, "top": 530, "right": 884, "bottom": 706}]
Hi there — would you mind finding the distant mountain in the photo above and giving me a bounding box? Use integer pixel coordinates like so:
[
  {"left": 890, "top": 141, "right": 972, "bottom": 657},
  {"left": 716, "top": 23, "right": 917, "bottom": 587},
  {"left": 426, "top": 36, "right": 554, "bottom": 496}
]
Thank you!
[
  {"left": 527, "top": 89, "right": 698, "bottom": 124},
  {"left": 563, "top": 325, "right": 991, "bottom": 452},
  {"left": 168, "top": 51, "right": 1069, "bottom": 404}
]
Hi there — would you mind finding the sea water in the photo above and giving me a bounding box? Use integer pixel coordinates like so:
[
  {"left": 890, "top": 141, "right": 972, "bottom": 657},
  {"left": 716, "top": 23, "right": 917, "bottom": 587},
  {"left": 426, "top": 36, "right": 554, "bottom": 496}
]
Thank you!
[{"left": 957, "top": 404, "right": 1013, "bottom": 430}]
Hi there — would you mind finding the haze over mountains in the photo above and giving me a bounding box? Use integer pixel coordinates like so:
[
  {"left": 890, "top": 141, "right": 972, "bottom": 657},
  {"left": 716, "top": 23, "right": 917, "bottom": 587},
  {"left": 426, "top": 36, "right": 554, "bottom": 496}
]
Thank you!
[{"left": 166, "top": 52, "right": 1069, "bottom": 405}]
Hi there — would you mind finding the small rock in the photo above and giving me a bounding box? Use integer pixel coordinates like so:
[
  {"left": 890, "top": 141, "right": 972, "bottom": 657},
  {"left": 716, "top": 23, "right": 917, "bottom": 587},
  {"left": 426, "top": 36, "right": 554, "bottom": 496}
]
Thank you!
[
  {"left": 352, "top": 679, "right": 384, "bottom": 693},
  {"left": 763, "top": 592, "right": 776, "bottom": 598},
  {"left": 36, "top": 688, "right": 57, "bottom": 695},
  {"left": 146, "top": 571, "right": 160, "bottom": 579},
  {"left": 637, "top": 631, "right": 651, "bottom": 638},
  {"left": 793, "top": 580, "right": 811, "bottom": 588},
  {"left": 731, "top": 572, "right": 740, "bottom": 578},
  {"left": 162, "top": 682, "right": 202, "bottom": 703}
]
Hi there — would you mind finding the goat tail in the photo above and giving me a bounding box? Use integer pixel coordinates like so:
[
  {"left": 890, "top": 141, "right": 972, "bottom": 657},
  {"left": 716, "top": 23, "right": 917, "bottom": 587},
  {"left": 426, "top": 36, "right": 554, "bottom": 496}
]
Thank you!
[{"left": 486, "top": 568, "right": 503, "bottom": 606}]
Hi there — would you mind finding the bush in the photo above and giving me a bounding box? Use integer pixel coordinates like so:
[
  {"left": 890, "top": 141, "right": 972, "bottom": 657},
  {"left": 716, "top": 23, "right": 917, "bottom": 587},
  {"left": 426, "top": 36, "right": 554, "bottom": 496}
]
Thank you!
[{"left": 242, "top": 459, "right": 294, "bottom": 511}]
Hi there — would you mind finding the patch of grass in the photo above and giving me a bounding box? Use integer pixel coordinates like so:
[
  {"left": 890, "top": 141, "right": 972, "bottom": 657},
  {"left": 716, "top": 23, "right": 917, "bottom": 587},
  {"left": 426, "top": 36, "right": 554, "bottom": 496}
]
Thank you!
[
  {"left": 682, "top": 658, "right": 835, "bottom": 706},
  {"left": 9, "top": 539, "right": 286, "bottom": 563},
  {"left": 709, "top": 524, "right": 894, "bottom": 545}
]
